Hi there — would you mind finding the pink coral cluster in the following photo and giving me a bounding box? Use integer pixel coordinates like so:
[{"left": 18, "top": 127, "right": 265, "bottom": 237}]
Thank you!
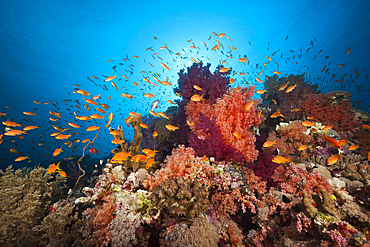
[{"left": 143, "top": 145, "right": 213, "bottom": 191}]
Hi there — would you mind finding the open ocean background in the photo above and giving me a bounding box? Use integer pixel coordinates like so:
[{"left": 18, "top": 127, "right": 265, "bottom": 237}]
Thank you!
[{"left": 0, "top": 0, "right": 369, "bottom": 169}]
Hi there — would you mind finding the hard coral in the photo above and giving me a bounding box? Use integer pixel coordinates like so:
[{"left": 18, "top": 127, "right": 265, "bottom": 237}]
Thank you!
[{"left": 150, "top": 177, "right": 209, "bottom": 223}]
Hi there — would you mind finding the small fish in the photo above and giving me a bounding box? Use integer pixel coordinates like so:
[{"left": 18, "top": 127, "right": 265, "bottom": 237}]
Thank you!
[
  {"left": 256, "top": 89, "right": 267, "bottom": 94},
  {"left": 131, "top": 155, "right": 148, "bottom": 163},
  {"left": 193, "top": 85, "right": 202, "bottom": 91},
  {"left": 272, "top": 156, "right": 291, "bottom": 164},
  {"left": 242, "top": 101, "right": 255, "bottom": 112},
  {"left": 165, "top": 124, "right": 179, "bottom": 131},
  {"left": 219, "top": 67, "right": 230, "bottom": 73},
  {"left": 327, "top": 154, "right": 344, "bottom": 166},
  {"left": 263, "top": 140, "right": 277, "bottom": 148},
  {"left": 345, "top": 47, "right": 353, "bottom": 55},
  {"left": 273, "top": 71, "right": 281, "bottom": 75},
  {"left": 301, "top": 121, "right": 313, "bottom": 127},
  {"left": 159, "top": 62, "right": 171, "bottom": 71},
  {"left": 153, "top": 131, "right": 158, "bottom": 138},
  {"left": 86, "top": 126, "right": 100, "bottom": 131},
  {"left": 89, "top": 147, "right": 99, "bottom": 154},
  {"left": 191, "top": 94, "right": 205, "bottom": 102},
  {"left": 238, "top": 58, "right": 248, "bottom": 63},
  {"left": 151, "top": 100, "right": 160, "bottom": 111},
  {"left": 324, "top": 134, "right": 342, "bottom": 149},
  {"left": 285, "top": 84, "right": 297, "bottom": 93},
  {"left": 255, "top": 78, "right": 264, "bottom": 83},
  {"left": 232, "top": 132, "right": 242, "bottom": 139},
  {"left": 348, "top": 145, "right": 359, "bottom": 151},
  {"left": 298, "top": 145, "right": 309, "bottom": 151},
  {"left": 140, "top": 123, "right": 149, "bottom": 129},
  {"left": 146, "top": 158, "right": 155, "bottom": 169},
  {"left": 53, "top": 146, "right": 63, "bottom": 157}
]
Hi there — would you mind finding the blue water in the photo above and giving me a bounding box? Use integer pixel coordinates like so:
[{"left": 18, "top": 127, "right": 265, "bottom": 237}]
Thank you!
[{"left": 0, "top": 0, "right": 369, "bottom": 169}]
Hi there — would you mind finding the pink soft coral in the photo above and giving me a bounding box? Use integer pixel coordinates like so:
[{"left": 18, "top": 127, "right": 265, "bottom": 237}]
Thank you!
[{"left": 143, "top": 145, "right": 212, "bottom": 191}]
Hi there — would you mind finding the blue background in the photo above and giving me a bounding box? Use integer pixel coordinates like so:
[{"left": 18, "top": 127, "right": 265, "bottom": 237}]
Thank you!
[{"left": 0, "top": 0, "right": 369, "bottom": 169}]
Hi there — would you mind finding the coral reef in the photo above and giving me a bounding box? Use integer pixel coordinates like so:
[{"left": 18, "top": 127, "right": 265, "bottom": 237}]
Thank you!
[
  {"left": 150, "top": 176, "right": 210, "bottom": 223},
  {"left": 0, "top": 166, "right": 67, "bottom": 246}
]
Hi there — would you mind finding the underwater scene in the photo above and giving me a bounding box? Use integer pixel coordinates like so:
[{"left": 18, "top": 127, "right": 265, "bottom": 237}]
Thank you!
[{"left": 1, "top": 0, "right": 370, "bottom": 246}]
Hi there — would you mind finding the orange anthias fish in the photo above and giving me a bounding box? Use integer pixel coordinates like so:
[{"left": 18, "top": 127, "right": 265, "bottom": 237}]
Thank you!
[
  {"left": 104, "top": 75, "right": 117, "bottom": 82},
  {"left": 146, "top": 158, "right": 155, "bottom": 169},
  {"left": 153, "top": 131, "right": 158, "bottom": 138},
  {"left": 15, "top": 156, "right": 30, "bottom": 162},
  {"left": 286, "top": 84, "right": 297, "bottom": 93},
  {"left": 5, "top": 130, "right": 27, "bottom": 136},
  {"left": 158, "top": 112, "right": 169, "bottom": 119},
  {"left": 23, "top": 125, "right": 39, "bottom": 131},
  {"left": 191, "top": 94, "right": 205, "bottom": 102},
  {"left": 219, "top": 67, "right": 230, "bottom": 73},
  {"left": 53, "top": 146, "right": 63, "bottom": 157},
  {"left": 23, "top": 111, "right": 36, "bottom": 116},
  {"left": 86, "top": 126, "right": 100, "bottom": 131},
  {"left": 279, "top": 82, "right": 289, "bottom": 91},
  {"left": 131, "top": 155, "right": 148, "bottom": 163},
  {"left": 324, "top": 134, "right": 342, "bottom": 149},
  {"left": 2, "top": 120, "right": 21, "bottom": 127},
  {"left": 47, "top": 161, "right": 61, "bottom": 174},
  {"left": 111, "top": 151, "right": 132, "bottom": 163},
  {"left": 345, "top": 46, "right": 353, "bottom": 55},
  {"left": 193, "top": 85, "right": 202, "bottom": 91},
  {"left": 140, "top": 123, "right": 149, "bottom": 129},
  {"left": 301, "top": 121, "right": 314, "bottom": 127},
  {"left": 55, "top": 134, "right": 71, "bottom": 140},
  {"left": 165, "top": 124, "right": 179, "bottom": 131},
  {"left": 111, "top": 139, "right": 124, "bottom": 144},
  {"left": 272, "top": 156, "right": 291, "bottom": 164},
  {"left": 105, "top": 112, "right": 113, "bottom": 127},
  {"left": 255, "top": 78, "right": 264, "bottom": 83},
  {"left": 298, "top": 145, "right": 309, "bottom": 151},
  {"left": 327, "top": 154, "right": 344, "bottom": 166},
  {"left": 160, "top": 62, "right": 171, "bottom": 71},
  {"left": 238, "top": 58, "right": 248, "bottom": 63},
  {"left": 244, "top": 101, "right": 254, "bottom": 111},
  {"left": 263, "top": 140, "right": 277, "bottom": 147},
  {"left": 362, "top": 124, "right": 370, "bottom": 130}
]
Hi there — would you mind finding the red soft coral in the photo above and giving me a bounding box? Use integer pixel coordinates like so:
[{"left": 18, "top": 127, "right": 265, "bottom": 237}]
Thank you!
[{"left": 213, "top": 86, "right": 263, "bottom": 163}]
